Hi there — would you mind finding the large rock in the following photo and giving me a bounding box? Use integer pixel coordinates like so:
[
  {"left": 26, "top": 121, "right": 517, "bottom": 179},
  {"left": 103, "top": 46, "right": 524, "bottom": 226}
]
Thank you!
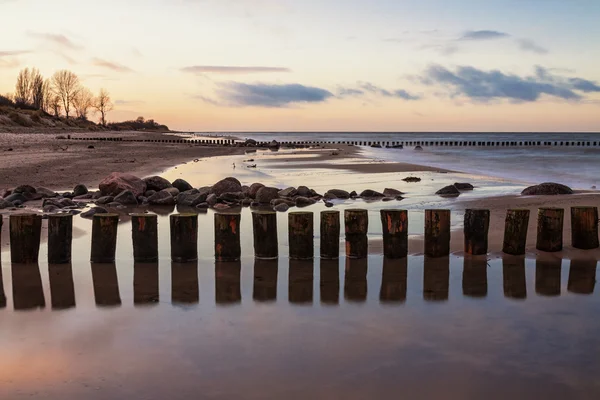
[
  {"left": 163, "top": 187, "right": 180, "bottom": 197},
  {"left": 295, "top": 196, "right": 316, "bottom": 207},
  {"left": 256, "top": 186, "right": 280, "bottom": 204},
  {"left": 206, "top": 193, "right": 218, "bottom": 206},
  {"left": 144, "top": 176, "right": 172, "bottom": 191},
  {"left": 172, "top": 178, "right": 193, "bottom": 193},
  {"left": 325, "top": 189, "right": 350, "bottom": 199},
  {"left": 148, "top": 189, "right": 176, "bottom": 205},
  {"left": 296, "top": 186, "right": 311, "bottom": 197},
  {"left": 36, "top": 187, "right": 58, "bottom": 198},
  {"left": 521, "top": 182, "right": 574, "bottom": 196},
  {"left": 249, "top": 183, "right": 265, "bottom": 199},
  {"left": 114, "top": 190, "right": 138, "bottom": 205},
  {"left": 383, "top": 188, "right": 404, "bottom": 197},
  {"left": 73, "top": 184, "right": 88, "bottom": 197},
  {"left": 99, "top": 172, "right": 146, "bottom": 197},
  {"left": 211, "top": 177, "right": 242, "bottom": 196},
  {"left": 273, "top": 203, "right": 289, "bottom": 212},
  {"left": 220, "top": 192, "right": 245, "bottom": 202},
  {"left": 177, "top": 192, "right": 207, "bottom": 207},
  {"left": 278, "top": 187, "right": 297, "bottom": 197},
  {"left": 454, "top": 183, "right": 474, "bottom": 191},
  {"left": 13, "top": 185, "right": 36, "bottom": 195},
  {"left": 96, "top": 196, "right": 114, "bottom": 205},
  {"left": 435, "top": 185, "right": 460, "bottom": 197},
  {"left": 0, "top": 198, "right": 13, "bottom": 209},
  {"left": 4, "top": 193, "right": 28, "bottom": 204},
  {"left": 360, "top": 189, "right": 385, "bottom": 198}
]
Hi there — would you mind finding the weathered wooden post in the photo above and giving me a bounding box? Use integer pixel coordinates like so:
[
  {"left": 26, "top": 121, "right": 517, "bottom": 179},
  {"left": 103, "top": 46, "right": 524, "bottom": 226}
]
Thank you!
[
  {"left": 289, "top": 212, "right": 314, "bottom": 260},
  {"left": 134, "top": 262, "right": 159, "bottom": 305},
  {"left": 535, "top": 259, "right": 561, "bottom": 296},
  {"left": 214, "top": 213, "right": 241, "bottom": 261},
  {"left": 131, "top": 213, "right": 158, "bottom": 262},
  {"left": 320, "top": 259, "right": 339, "bottom": 304},
  {"left": 567, "top": 259, "right": 597, "bottom": 294},
  {"left": 48, "top": 263, "right": 76, "bottom": 309},
  {"left": 536, "top": 208, "right": 564, "bottom": 252},
  {"left": 571, "top": 206, "right": 599, "bottom": 249},
  {"left": 170, "top": 213, "right": 198, "bottom": 262},
  {"left": 380, "top": 257, "right": 407, "bottom": 303},
  {"left": 215, "top": 261, "right": 241, "bottom": 304},
  {"left": 424, "top": 209, "right": 451, "bottom": 257},
  {"left": 380, "top": 209, "right": 408, "bottom": 259},
  {"left": 48, "top": 214, "right": 73, "bottom": 264},
  {"left": 289, "top": 259, "right": 314, "bottom": 304},
  {"left": 11, "top": 263, "right": 45, "bottom": 310},
  {"left": 171, "top": 261, "right": 199, "bottom": 304},
  {"left": 91, "top": 262, "right": 121, "bottom": 306},
  {"left": 10, "top": 213, "right": 42, "bottom": 264},
  {"left": 502, "top": 257, "right": 527, "bottom": 299},
  {"left": 463, "top": 257, "right": 488, "bottom": 297},
  {"left": 344, "top": 209, "right": 368, "bottom": 259},
  {"left": 320, "top": 210, "right": 340, "bottom": 259},
  {"left": 503, "top": 209, "right": 530, "bottom": 255},
  {"left": 423, "top": 256, "right": 449, "bottom": 301},
  {"left": 253, "top": 259, "right": 278, "bottom": 302},
  {"left": 91, "top": 214, "right": 119, "bottom": 263},
  {"left": 344, "top": 258, "right": 368, "bottom": 302},
  {"left": 252, "top": 211, "right": 278, "bottom": 259},
  {"left": 464, "top": 209, "right": 490, "bottom": 255}
]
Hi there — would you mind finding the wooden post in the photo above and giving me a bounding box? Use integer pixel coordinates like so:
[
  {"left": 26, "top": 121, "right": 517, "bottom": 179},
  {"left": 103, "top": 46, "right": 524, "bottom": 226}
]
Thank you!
[
  {"left": 423, "top": 256, "right": 449, "bottom": 301},
  {"left": 171, "top": 261, "right": 199, "bottom": 304},
  {"left": 134, "top": 262, "right": 159, "bottom": 305},
  {"left": 344, "top": 258, "right": 367, "bottom": 302},
  {"left": 571, "top": 206, "right": 599, "bottom": 249},
  {"left": 10, "top": 213, "right": 42, "bottom": 264},
  {"left": 380, "top": 257, "right": 407, "bottom": 303},
  {"left": 91, "top": 213, "right": 119, "bottom": 263},
  {"left": 567, "top": 259, "right": 597, "bottom": 294},
  {"left": 424, "top": 210, "right": 450, "bottom": 258},
  {"left": 320, "top": 259, "right": 339, "bottom": 304},
  {"left": 215, "top": 261, "right": 241, "bottom": 304},
  {"left": 380, "top": 209, "right": 408, "bottom": 259},
  {"left": 289, "top": 212, "right": 314, "bottom": 260},
  {"left": 464, "top": 209, "right": 490, "bottom": 255},
  {"left": 502, "top": 257, "right": 527, "bottom": 299},
  {"left": 289, "top": 259, "right": 314, "bottom": 304},
  {"left": 252, "top": 211, "right": 278, "bottom": 259},
  {"left": 344, "top": 209, "right": 368, "bottom": 259},
  {"left": 214, "top": 213, "right": 241, "bottom": 262},
  {"left": 131, "top": 213, "right": 158, "bottom": 262},
  {"left": 253, "top": 258, "right": 278, "bottom": 302},
  {"left": 48, "top": 263, "right": 76, "bottom": 309},
  {"left": 535, "top": 259, "right": 561, "bottom": 296},
  {"left": 48, "top": 214, "right": 73, "bottom": 264},
  {"left": 170, "top": 213, "right": 198, "bottom": 263},
  {"left": 502, "top": 209, "right": 530, "bottom": 255},
  {"left": 462, "top": 257, "right": 488, "bottom": 297},
  {"left": 536, "top": 208, "right": 564, "bottom": 252},
  {"left": 320, "top": 210, "right": 340, "bottom": 259}
]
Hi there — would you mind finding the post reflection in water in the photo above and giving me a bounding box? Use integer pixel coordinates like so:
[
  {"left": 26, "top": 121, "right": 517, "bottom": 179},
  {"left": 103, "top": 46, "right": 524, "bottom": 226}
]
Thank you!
[
  {"left": 253, "top": 259, "right": 278, "bottom": 302},
  {"left": 0, "top": 265, "right": 6, "bottom": 308},
  {"left": 463, "top": 257, "right": 488, "bottom": 298},
  {"left": 215, "top": 261, "right": 241, "bottom": 305},
  {"left": 48, "top": 263, "right": 76, "bottom": 310},
  {"left": 568, "top": 259, "right": 597, "bottom": 295},
  {"left": 171, "top": 262, "right": 199, "bottom": 304},
  {"left": 502, "top": 257, "right": 527, "bottom": 299},
  {"left": 320, "top": 259, "right": 340, "bottom": 305},
  {"left": 289, "top": 259, "right": 314, "bottom": 304},
  {"left": 344, "top": 258, "right": 367, "bottom": 302},
  {"left": 536, "top": 258, "right": 562, "bottom": 297},
  {"left": 91, "top": 263, "right": 121, "bottom": 307},
  {"left": 380, "top": 257, "right": 407, "bottom": 303},
  {"left": 423, "top": 256, "right": 449, "bottom": 301},
  {"left": 12, "top": 263, "right": 45, "bottom": 310},
  {"left": 134, "top": 262, "right": 159, "bottom": 305}
]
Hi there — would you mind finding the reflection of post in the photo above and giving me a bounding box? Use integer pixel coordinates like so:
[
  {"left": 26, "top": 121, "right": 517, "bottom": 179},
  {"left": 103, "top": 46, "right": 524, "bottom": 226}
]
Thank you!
[
  {"left": 171, "top": 262, "right": 199, "bottom": 304},
  {"left": 344, "top": 258, "right": 368, "bottom": 302},
  {"left": 380, "top": 257, "right": 407, "bottom": 303},
  {"left": 215, "top": 261, "right": 241, "bottom": 305},
  {"left": 253, "top": 259, "right": 278, "bottom": 302},
  {"left": 423, "top": 256, "right": 449, "bottom": 301},
  {"left": 134, "top": 262, "right": 159, "bottom": 305},
  {"left": 48, "top": 263, "right": 76, "bottom": 309},
  {"left": 502, "top": 257, "right": 527, "bottom": 299},
  {"left": 320, "top": 259, "right": 339, "bottom": 305},
  {"left": 289, "top": 259, "right": 314, "bottom": 304},
  {"left": 91, "top": 263, "right": 121, "bottom": 307},
  {"left": 462, "top": 257, "right": 488, "bottom": 298},
  {"left": 535, "top": 259, "right": 562, "bottom": 296},
  {"left": 11, "top": 263, "right": 45, "bottom": 310},
  {"left": 568, "top": 259, "right": 597, "bottom": 295}
]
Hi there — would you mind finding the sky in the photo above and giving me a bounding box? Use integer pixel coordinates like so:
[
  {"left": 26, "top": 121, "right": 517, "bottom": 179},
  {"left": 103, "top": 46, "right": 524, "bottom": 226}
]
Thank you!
[{"left": 1, "top": 0, "right": 600, "bottom": 132}]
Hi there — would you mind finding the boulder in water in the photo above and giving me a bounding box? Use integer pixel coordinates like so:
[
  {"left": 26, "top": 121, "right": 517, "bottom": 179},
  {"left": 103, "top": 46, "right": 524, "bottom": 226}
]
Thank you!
[
  {"left": 256, "top": 186, "right": 280, "bottom": 204},
  {"left": 521, "top": 182, "right": 573, "bottom": 195},
  {"left": 99, "top": 172, "right": 146, "bottom": 197},
  {"left": 143, "top": 176, "right": 173, "bottom": 191},
  {"left": 435, "top": 185, "right": 460, "bottom": 197},
  {"left": 114, "top": 190, "right": 138, "bottom": 205},
  {"left": 73, "top": 184, "right": 88, "bottom": 197},
  {"left": 211, "top": 177, "right": 242, "bottom": 196},
  {"left": 172, "top": 178, "right": 193, "bottom": 193},
  {"left": 325, "top": 189, "right": 350, "bottom": 199},
  {"left": 454, "top": 182, "right": 474, "bottom": 190}
]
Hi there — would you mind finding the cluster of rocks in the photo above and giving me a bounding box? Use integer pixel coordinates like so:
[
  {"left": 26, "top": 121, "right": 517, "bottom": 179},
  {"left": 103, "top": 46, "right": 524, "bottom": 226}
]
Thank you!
[{"left": 435, "top": 182, "right": 475, "bottom": 197}]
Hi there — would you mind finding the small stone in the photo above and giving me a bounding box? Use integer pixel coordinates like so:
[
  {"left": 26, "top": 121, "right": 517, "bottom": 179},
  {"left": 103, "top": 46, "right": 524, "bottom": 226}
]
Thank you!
[
  {"left": 0, "top": 198, "right": 14, "bottom": 209},
  {"left": 325, "top": 189, "right": 350, "bottom": 199},
  {"left": 383, "top": 188, "right": 404, "bottom": 196},
  {"left": 81, "top": 207, "right": 108, "bottom": 218},
  {"left": 295, "top": 196, "right": 316, "bottom": 207},
  {"left": 402, "top": 177, "right": 421, "bottom": 183},
  {"left": 148, "top": 190, "right": 176, "bottom": 205},
  {"left": 196, "top": 202, "right": 209, "bottom": 209},
  {"left": 214, "top": 203, "right": 230, "bottom": 210},
  {"left": 278, "top": 187, "right": 297, "bottom": 197},
  {"left": 206, "top": 193, "right": 218, "bottom": 206},
  {"left": 360, "top": 189, "right": 385, "bottom": 198},
  {"left": 13, "top": 185, "right": 36, "bottom": 194},
  {"left": 324, "top": 201, "right": 334, "bottom": 208},
  {"left": 435, "top": 185, "right": 460, "bottom": 197},
  {"left": 96, "top": 196, "right": 114, "bottom": 205},
  {"left": 73, "top": 184, "right": 88, "bottom": 197},
  {"left": 273, "top": 203, "right": 289, "bottom": 212},
  {"left": 296, "top": 186, "right": 311, "bottom": 197},
  {"left": 249, "top": 183, "right": 266, "bottom": 199}
]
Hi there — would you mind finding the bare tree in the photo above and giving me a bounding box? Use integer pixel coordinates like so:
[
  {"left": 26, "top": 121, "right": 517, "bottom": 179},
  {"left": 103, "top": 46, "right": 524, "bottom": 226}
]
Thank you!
[
  {"left": 30, "top": 69, "right": 45, "bottom": 110},
  {"left": 41, "top": 79, "right": 52, "bottom": 114},
  {"left": 50, "top": 94, "right": 62, "bottom": 117},
  {"left": 51, "top": 70, "right": 80, "bottom": 118},
  {"left": 14, "top": 68, "right": 32, "bottom": 107},
  {"left": 73, "top": 87, "right": 94, "bottom": 120},
  {"left": 94, "top": 88, "right": 113, "bottom": 126}
]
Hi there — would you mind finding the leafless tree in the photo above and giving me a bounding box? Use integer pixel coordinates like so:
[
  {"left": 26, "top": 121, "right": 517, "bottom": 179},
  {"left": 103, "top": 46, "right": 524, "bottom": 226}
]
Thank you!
[
  {"left": 14, "top": 68, "right": 32, "bottom": 107},
  {"left": 73, "top": 87, "right": 94, "bottom": 120},
  {"left": 94, "top": 88, "right": 113, "bottom": 126},
  {"left": 50, "top": 94, "right": 62, "bottom": 117},
  {"left": 51, "top": 70, "right": 80, "bottom": 118},
  {"left": 41, "top": 79, "right": 52, "bottom": 114},
  {"left": 30, "top": 69, "right": 45, "bottom": 110}
]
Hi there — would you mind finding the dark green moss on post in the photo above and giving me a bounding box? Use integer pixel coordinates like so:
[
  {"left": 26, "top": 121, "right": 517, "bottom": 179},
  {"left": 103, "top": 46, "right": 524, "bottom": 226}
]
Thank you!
[
  {"left": 10, "top": 213, "right": 42, "bottom": 264},
  {"left": 344, "top": 209, "right": 368, "bottom": 259},
  {"left": 289, "top": 212, "right": 314, "bottom": 260},
  {"left": 48, "top": 214, "right": 73, "bottom": 264},
  {"left": 91, "top": 214, "right": 119, "bottom": 263},
  {"left": 214, "top": 213, "right": 241, "bottom": 262},
  {"left": 131, "top": 213, "right": 158, "bottom": 262},
  {"left": 170, "top": 213, "right": 198, "bottom": 263}
]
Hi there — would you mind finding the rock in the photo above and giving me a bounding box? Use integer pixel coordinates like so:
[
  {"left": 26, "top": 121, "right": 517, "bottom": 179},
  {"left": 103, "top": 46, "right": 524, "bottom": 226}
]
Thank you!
[
  {"left": 43, "top": 205, "right": 60, "bottom": 213},
  {"left": 211, "top": 177, "right": 242, "bottom": 196},
  {"left": 172, "top": 178, "right": 193, "bottom": 192},
  {"left": 324, "top": 192, "right": 337, "bottom": 200},
  {"left": 36, "top": 187, "right": 58, "bottom": 198},
  {"left": 256, "top": 186, "right": 280, "bottom": 204},
  {"left": 435, "top": 185, "right": 460, "bottom": 197},
  {"left": 62, "top": 192, "right": 74, "bottom": 199},
  {"left": 88, "top": 145, "right": 95, "bottom": 149},
  {"left": 415, "top": 145, "right": 423, "bottom": 151},
  {"left": 96, "top": 196, "right": 114, "bottom": 205},
  {"left": 383, "top": 188, "right": 404, "bottom": 197},
  {"left": 114, "top": 190, "right": 138, "bottom": 205},
  {"left": 177, "top": 192, "right": 207, "bottom": 207},
  {"left": 73, "top": 194, "right": 93, "bottom": 201},
  {"left": 4, "top": 193, "right": 28, "bottom": 204},
  {"left": 371, "top": 143, "right": 382, "bottom": 148},
  {"left": 214, "top": 203, "right": 230, "bottom": 210},
  {"left": 81, "top": 207, "right": 108, "bottom": 218},
  {"left": 324, "top": 201, "right": 334, "bottom": 208},
  {"left": 325, "top": 189, "right": 350, "bottom": 199},
  {"left": 521, "top": 182, "right": 574, "bottom": 196},
  {"left": 13, "top": 185, "right": 36, "bottom": 195},
  {"left": 402, "top": 177, "right": 421, "bottom": 183},
  {"left": 92, "top": 191, "right": 103, "bottom": 199},
  {"left": 249, "top": 183, "right": 265, "bottom": 199},
  {"left": 148, "top": 189, "right": 176, "bottom": 205},
  {"left": 241, "top": 199, "right": 253, "bottom": 207},
  {"left": 454, "top": 183, "right": 474, "bottom": 191},
  {"left": 143, "top": 176, "right": 173, "bottom": 191},
  {"left": 0, "top": 198, "right": 14, "bottom": 209},
  {"left": 69, "top": 210, "right": 82, "bottom": 215},
  {"left": 163, "top": 187, "right": 180, "bottom": 197},
  {"left": 106, "top": 202, "right": 124, "bottom": 208},
  {"left": 241, "top": 185, "right": 250, "bottom": 196},
  {"left": 73, "top": 184, "right": 88, "bottom": 197},
  {"left": 250, "top": 202, "right": 260, "bottom": 207},
  {"left": 278, "top": 187, "right": 297, "bottom": 197},
  {"left": 206, "top": 193, "right": 218, "bottom": 207},
  {"left": 268, "top": 140, "right": 280, "bottom": 149},
  {"left": 219, "top": 192, "right": 245, "bottom": 202},
  {"left": 272, "top": 198, "right": 296, "bottom": 207},
  {"left": 99, "top": 172, "right": 146, "bottom": 197},
  {"left": 382, "top": 197, "right": 394, "bottom": 202},
  {"left": 396, "top": 196, "right": 405, "bottom": 201},
  {"left": 349, "top": 190, "right": 358, "bottom": 198},
  {"left": 245, "top": 138, "right": 257, "bottom": 146},
  {"left": 296, "top": 186, "right": 311, "bottom": 197},
  {"left": 196, "top": 202, "right": 209, "bottom": 209},
  {"left": 274, "top": 203, "right": 290, "bottom": 212},
  {"left": 360, "top": 189, "right": 385, "bottom": 198},
  {"left": 295, "top": 196, "right": 316, "bottom": 207},
  {"left": 137, "top": 196, "right": 148, "bottom": 204}
]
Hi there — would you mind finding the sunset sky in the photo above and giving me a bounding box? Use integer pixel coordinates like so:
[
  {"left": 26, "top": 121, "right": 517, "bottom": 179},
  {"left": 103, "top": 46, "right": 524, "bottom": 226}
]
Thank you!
[{"left": 1, "top": 0, "right": 599, "bottom": 132}]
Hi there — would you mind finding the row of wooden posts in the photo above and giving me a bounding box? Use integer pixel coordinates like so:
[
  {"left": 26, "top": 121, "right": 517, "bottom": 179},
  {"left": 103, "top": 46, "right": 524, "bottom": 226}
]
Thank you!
[{"left": 2, "top": 206, "right": 598, "bottom": 265}]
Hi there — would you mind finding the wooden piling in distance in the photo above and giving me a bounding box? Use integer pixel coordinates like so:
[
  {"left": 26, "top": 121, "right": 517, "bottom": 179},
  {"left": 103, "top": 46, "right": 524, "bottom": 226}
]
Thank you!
[
  {"left": 289, "top": 212, "right": 314, "bottom": 260},
  {"left": 424, "top": 210, "right": 450, "bottom": 258},
  {"left": 464, "top": 209, "right": 490, "bottom": 255},
  {"left": 91, "top": 214, "right": 119, "bottom": 263},
  {"left": 252, "top": 211, "right": 278, "bottom": 259},
  {"left": 571, "top": 206, "right": 599, "bottom": 249},
  {"left": 170, "top": 213, "right": 198, "bottom": 263},
  {"left": 380, "top": 209, "right": 408, "bottom": 259},
  {"left": 10, "top": 213, "right": 42, "bottom": 264},
  {"left": 47, "top": 214, "right": 73, "bottom": 264},
  {"left": 214, "top": 213, "right": 241, "bottom": 261},
  {"left": 536, "top": 208, "right": 564, "bottom": 252},
  {"left": 320, "top": 210, "right": 340, "bottom": 259},
  {"left": 131, "top": 213, "right": 158, "bottom": 262},
  {"left": 344, "top": 209, "right": 368, "bottom": 259},
  {"left": 502, "top": 209, "right": 530, "bottom": 255}
]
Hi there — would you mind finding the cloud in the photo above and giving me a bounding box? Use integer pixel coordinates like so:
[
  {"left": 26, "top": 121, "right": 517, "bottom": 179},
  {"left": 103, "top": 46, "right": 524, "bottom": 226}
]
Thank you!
[
  {"left": 517, "top": 38, "right": 548, "bottom": 54},
  {"left": 181, "top": 66, "right": 291, "bottom": 74},
  {"left": 459, "top": 30, "right": 510, "bottom": 41},
  {"left": 115, "top": 99, "right": 146, "bottom": 106},
  {"left": 394, "top": 89, "right": 421, "bottom": 100},
  {"left": 0, "top": 58, "right": 20, "bottom": 68},
  {"left": 212, "top": 82, "right": 333, "bottom": 107},
  {"left": 27, "top": 32, "right": 82, "bottom": 50},
  {"left": 0, "top": 50, "right": 30, "bottom": 57},
  {"left": 420, "top": 64, "right": 600, "bottom": 102},
  {"left": 357, "top": 82, "right": 421, "bottom": 100},
  {"left": 92, "top": 58, "right": 134, "bottom": 73},
  {"left": 338, "top": 87, "right": 365, "bottom": 97}
]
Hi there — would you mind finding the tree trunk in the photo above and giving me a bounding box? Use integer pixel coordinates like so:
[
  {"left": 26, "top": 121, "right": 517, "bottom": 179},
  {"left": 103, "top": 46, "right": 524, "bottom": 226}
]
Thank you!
[
  {"left": 131, "top": 213, "right": 159, "bottom": 262},
  {"left": 169, "top": 213, "right": 198, "bottom": 263},
  {"left": 48, "top": 214, "right": 73, "bottom": 264}
]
